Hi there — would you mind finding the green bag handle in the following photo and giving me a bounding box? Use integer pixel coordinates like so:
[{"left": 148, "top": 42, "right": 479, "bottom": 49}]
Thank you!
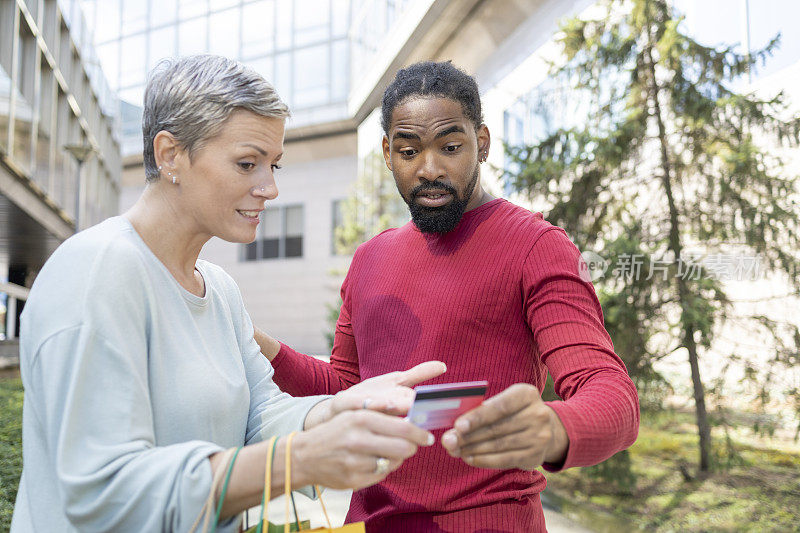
[{"left": 212, "top": 446, "right": 243, "bottom": 530}]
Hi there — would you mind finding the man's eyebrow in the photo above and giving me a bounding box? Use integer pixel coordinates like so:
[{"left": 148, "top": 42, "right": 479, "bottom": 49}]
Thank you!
[
  {"left": 435, "top": 125, "right": 466, "bottom": 139},
  {"left": 392, "top": 131, "right": 420, "bottom": 141},
  {"left": 239, "top": 143, "right": 268, "bottom": 156}
]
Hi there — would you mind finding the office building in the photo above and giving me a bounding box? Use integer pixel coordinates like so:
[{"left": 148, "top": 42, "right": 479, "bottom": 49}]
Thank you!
[{"left": 0, "top": 0, "right": 121, "bottom": 342}]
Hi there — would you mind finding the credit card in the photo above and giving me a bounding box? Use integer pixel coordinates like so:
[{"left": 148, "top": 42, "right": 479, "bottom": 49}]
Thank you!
[{"left": 406, "top": 381, "right": 488, "bottom": 430}]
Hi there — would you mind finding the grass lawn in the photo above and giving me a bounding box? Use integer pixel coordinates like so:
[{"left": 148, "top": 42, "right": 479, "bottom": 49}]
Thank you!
[
  {"left": 544, "top": 410, "right": 800, "bottom": 532},
  {"left": 0, "top": 375, "right": 23, "bottom": 532}
]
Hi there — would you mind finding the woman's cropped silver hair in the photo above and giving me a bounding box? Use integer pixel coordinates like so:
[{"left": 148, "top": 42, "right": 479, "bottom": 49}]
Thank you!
[{"left": 142, "top": 55, "right": 289, "bottom": 182}]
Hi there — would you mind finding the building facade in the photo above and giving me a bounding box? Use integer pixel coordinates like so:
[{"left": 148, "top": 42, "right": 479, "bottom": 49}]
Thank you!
[
  {"left": 77, "top": 0, "right": 799, "bottom": 355},
  {"left": 0, "top": 0, "right": 121, "bottom": 341}
]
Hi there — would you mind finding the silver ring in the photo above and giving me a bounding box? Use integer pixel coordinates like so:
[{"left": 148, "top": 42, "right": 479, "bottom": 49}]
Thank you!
[
  {"left": 362, "top": 398, "right": 371, "bottom": 410},
  {"left": 374, "top": 457, "right": 390, "bottom": 475}
]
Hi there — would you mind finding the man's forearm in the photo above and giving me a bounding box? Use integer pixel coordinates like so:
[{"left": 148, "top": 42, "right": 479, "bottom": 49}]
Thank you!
[{"left": 254, "top": 326, "right": 281, "bottom": 361}]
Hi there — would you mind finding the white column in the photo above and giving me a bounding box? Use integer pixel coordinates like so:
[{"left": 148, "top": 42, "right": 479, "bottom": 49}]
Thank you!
[{"left": 6, "top": 296, "right": 17, "bottom": 339}]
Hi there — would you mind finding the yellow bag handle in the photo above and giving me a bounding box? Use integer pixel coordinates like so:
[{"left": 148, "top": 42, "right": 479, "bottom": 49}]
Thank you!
[
  {"left": 256, "top": 436, "right": 278, "bottom": 532},
  {"left": 283, "top": 432, "right": 333, "bottom": 532}
]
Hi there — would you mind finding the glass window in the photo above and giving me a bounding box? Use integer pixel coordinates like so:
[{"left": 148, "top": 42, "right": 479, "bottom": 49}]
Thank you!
[
  {"left": 119, "top": 88, "right": 145, "bottom": 154},
  {"left": 244, "top": 241, "right": 258, "bottom": 260},
  {"left": 241, "top": 1, "right": 274, "bottom": 58},
  {"left": 151, "top": 0, "right": 178, "bottom": 27},
  {"left": 294, "top": 0, "right": 329, "bottom": 46},
  {"left": 178, "top": 0, "right": 208, "bottom": 20},
  {"left": 93, "top": 0, "right": 122, "bottom": 44},
  {"left": 209, "top": 0, "right": 239, "bottom": 11},
  {"left": 275, "top": 0, "right": 292, "bottom": 49},
  {"left": 294, "top": 44, "right": 329, "bottom": 108},
  {"left": 0, "top": 65, "right": 10, "bottom": 152},
  {"left": 148, "top": 26, "right": 177, "bottom": 73},
  {"left": 119, "top": 33, "right": 146, "bottom": 88},
  {"left": 178, "top": 16, "right": 208, "bottom": 56},
  {"left": 261, "top": 208, "right": 281, "bottom": 259},
  {"left": 122, "top": 0, "right": 149, "bottom": 36},
  {"left": 54, "top": 89, "right": 72, "bottom": 207},
  {"left": 209, "top": 8, "right": 240, "bottom": 58},
  {"left": 96, "top": 41, "right": 120, "bottom": 90},
  {"left": 248, "top": 56, "right": 273, "bottom": 83},
  {"left": 284, "top": 205, "right": 304, "bottom": 258},
  {"left": 274, "top": 52, "right": 292, "bottom": 106},
  {"left": 242, "top": 205, "right": 304, "bottom": 260},
  {"left": 331, "top": 0, "right": 349, "bottom": 37},
  {"left": 330, "top": 39, "right": 348, "bottom": 101}
]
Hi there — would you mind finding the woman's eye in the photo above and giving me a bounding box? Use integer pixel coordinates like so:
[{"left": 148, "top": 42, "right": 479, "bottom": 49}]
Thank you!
[
  {"left": 271, "top": 164, "right": 282, "bottom": 171},
  {"left": 238, "top": 162, "right": 255, "bottom": 171}
]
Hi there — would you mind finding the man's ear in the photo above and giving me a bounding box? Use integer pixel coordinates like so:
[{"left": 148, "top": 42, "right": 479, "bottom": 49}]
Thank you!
[
  {"left": 477, "top": 124, "right": 490, "bottom": 157},
  {"left": 382, "top": 134, "right": 392, "bottom": 171}
]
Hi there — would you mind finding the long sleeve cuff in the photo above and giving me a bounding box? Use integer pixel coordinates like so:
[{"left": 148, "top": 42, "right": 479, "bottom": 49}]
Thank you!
[{"left": 542, "top": 388, "right": 639, "bottom": 473}]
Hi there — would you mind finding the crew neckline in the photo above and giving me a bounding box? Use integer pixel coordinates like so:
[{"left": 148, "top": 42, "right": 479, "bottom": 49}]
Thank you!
[{"left": 115, "top": 216, "right": 211, "bottom": 306}]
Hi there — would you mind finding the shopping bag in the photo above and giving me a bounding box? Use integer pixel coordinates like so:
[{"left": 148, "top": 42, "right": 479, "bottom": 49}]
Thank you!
[{"left": 244, "top": 432, "right": 365, "bottom": 533}]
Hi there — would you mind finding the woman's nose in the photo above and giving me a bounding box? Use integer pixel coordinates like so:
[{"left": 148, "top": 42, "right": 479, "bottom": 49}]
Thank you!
[{"left": 252, "top": 170, "right": 279, "bottom": 200}]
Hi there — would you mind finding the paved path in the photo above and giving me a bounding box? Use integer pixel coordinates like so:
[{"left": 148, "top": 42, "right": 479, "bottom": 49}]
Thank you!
[{"left": 244, "top": 489, "right": 593, "bottom": 532}]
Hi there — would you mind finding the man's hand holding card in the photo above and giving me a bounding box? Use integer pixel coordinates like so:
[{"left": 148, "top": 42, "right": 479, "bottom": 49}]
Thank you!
[{"left": 440, "top": 383, "right": 570, "bottom": 471}]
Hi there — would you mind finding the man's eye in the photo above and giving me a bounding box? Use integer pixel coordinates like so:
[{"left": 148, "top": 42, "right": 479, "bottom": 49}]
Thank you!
[
  {"left": 400, "top": 149, "right": 417, "bottom": 157},
  {"left": 444, "top": 145, "right": 460, "bottom": 152},
  {"left": 238, "top": 162, "right": 255, "bottom": 171}
]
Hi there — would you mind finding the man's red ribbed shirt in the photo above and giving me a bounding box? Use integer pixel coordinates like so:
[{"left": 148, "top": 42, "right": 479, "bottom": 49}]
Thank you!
[{"left": 272, "top": 199, "right": 639, "bottom": 532}]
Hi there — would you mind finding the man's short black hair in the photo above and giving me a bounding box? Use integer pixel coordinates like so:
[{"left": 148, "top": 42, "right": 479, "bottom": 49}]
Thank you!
[{"left": 381, "top": 60, "right": 483, "bottom": 134}]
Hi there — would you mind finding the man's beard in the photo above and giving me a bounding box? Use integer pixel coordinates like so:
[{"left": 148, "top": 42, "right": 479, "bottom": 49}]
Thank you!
[{"left": 403, "top": 162, "right": 480, "bottom": 234}]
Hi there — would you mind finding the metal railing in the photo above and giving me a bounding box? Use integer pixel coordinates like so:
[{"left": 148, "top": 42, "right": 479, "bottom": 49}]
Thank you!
[{"left": 1, "top": 281, "right": 30, "bottom": 340}]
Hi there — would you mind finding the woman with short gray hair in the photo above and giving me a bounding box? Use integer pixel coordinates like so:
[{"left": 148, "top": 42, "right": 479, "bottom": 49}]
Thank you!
[{"left": 11, "top": 55, "right": 444, "bottom": 532}]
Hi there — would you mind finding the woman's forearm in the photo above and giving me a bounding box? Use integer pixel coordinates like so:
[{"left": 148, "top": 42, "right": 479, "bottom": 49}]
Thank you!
[
  {"left": 212, "top": 410, "right": 433, "bottom": 520},
  {"left": 212, "top": 436, "right": 303, "bottom": 520}
]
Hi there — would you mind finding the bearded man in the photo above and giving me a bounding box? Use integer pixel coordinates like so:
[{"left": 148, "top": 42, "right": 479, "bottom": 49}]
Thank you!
[{"left": 254, "top": 61, "right": 640, "bottom": 532}]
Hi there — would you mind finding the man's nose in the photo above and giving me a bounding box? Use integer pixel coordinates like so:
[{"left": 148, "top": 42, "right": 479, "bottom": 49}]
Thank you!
[{"left": 416, "top": 151, "right": 445, "bottom": 182}]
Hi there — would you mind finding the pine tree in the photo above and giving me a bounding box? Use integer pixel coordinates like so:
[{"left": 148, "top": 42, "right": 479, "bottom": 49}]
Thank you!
[{"left": 505, "top": 0, "right": 800, "bottom": 471}]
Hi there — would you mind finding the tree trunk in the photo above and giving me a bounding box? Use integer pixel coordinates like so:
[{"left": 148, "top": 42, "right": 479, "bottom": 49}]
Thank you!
[{"left": 643, "top": 24, "right": 713, "bottom": 471}]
